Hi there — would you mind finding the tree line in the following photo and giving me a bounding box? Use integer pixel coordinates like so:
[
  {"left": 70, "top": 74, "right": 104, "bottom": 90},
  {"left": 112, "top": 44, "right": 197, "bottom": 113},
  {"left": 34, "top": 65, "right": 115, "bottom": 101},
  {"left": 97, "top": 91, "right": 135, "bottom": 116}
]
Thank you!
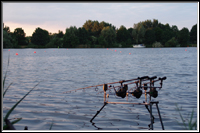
[{"left": 3, "top": 19, "right": 197, "bottom": 48}]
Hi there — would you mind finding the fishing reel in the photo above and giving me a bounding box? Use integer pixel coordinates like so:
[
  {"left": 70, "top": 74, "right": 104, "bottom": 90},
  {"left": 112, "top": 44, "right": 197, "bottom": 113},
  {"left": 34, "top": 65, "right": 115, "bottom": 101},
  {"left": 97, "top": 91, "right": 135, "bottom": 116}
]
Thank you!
[
  {"left": 131, "top": 76, "right": 149, "bottom": 99},
  {"left": 115, "top": 84, "right": 128, "bottom": 98},
  {"left": 150, "top": 76, "right": 166, "bottom": 98},
  {"left": 131, "top": 89, "right": 143, "bottom": 98},
  {"left": 149, "top": 88, "right": 158, "bottom": 98}
]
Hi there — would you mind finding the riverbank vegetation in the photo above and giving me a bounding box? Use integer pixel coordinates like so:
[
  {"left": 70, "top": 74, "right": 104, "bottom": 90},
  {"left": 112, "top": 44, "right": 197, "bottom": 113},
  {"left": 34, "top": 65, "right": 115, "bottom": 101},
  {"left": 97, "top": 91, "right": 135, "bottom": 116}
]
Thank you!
[{"left": 3, "top": 19, "right": 197, "bottom": 48}]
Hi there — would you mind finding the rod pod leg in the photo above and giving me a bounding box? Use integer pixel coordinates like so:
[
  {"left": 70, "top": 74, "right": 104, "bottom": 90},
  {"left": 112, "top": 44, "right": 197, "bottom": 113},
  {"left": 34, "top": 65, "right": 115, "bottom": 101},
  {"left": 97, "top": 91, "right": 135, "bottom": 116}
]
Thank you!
[
  {"left": 155, "top": 102, "right": 164, "bottom": 130},
  {"left": 144, "top": 103, "right": 155, "bottom": 121},
  {"left": 90, "top": 102, "right": 107, "bottom": 122},
  {"left": 149, "top": 102, "right": 154, "bottom": 130}
]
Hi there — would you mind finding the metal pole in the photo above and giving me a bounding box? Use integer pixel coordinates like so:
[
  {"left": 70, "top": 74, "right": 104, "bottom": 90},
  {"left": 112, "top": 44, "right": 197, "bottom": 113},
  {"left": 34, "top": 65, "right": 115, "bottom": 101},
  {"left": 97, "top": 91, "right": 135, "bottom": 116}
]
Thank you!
[
  {"left": 155, "top": 102, "right": 165, "bottom": 130},
  {"left": 149, "top": 102, "right": 153, "bottom": 130},
  {"left": 90, "top": 102, "right": 107, "bottom": 122}
]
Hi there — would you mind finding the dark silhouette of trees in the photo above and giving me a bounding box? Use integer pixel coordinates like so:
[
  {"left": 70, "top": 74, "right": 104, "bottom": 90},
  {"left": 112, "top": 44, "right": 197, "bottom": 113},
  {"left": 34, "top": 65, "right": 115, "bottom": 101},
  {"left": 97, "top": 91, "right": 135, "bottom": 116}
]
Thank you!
[
  {"left": 31, "top": 27, "right": 50, "bottom": 46},
  {"left": 3, "top": 20, "right": 197, "bottom": 48}
]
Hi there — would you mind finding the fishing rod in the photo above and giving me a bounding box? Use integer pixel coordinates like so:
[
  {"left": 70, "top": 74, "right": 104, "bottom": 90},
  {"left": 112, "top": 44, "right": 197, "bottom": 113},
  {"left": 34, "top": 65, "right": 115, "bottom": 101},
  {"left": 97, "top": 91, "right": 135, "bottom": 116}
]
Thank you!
[
  {"left": 62, "top": 77, "right": 141, "bottom": 94},
  {"left": 63, "top": 76, "right": 166, "bottom": 98}
]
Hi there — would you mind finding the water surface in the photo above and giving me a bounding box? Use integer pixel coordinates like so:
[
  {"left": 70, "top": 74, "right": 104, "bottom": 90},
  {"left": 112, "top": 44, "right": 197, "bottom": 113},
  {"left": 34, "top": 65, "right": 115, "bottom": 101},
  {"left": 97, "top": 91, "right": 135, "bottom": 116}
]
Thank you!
[{"left": 3, "top": 48, "right": 197, "bottom": 130}]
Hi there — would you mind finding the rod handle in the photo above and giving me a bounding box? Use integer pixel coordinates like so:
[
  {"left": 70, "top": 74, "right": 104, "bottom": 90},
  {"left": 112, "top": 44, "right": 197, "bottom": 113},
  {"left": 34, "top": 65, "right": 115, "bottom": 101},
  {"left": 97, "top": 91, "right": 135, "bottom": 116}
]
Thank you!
[
  {"left": 159, "top": 77, "right": 167, "bottom": 80},
  {"left": 138, "top": 76, "right": 149, "bottom": 80},
  {"left": 149, "top": 76, "right": 157, "bottom": 80}
]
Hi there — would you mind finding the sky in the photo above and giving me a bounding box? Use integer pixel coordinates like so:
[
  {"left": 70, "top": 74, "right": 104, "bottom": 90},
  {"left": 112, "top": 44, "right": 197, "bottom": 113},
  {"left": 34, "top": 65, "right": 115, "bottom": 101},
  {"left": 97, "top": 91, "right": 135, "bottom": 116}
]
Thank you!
[{"left": 2, "top": 2, "right": 199, "bottom": 36}]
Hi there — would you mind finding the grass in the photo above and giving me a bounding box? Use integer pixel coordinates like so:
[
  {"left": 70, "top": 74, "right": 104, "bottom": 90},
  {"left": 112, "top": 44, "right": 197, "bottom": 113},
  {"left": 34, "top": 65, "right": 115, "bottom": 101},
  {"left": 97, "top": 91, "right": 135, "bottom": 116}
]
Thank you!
[
  {"left": 175, "top": 104, "right": 197, "bottom": 130},
  {"left": 3, "top": 52, "right": 40, "bottom": 130}
]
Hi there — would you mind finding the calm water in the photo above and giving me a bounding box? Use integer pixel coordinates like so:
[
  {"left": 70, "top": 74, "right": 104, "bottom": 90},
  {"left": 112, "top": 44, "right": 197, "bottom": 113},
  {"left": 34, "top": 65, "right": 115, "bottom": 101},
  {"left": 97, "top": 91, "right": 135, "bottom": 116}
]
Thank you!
[{"left": 3, "top": 48, "right": 198, "bottom": 130}]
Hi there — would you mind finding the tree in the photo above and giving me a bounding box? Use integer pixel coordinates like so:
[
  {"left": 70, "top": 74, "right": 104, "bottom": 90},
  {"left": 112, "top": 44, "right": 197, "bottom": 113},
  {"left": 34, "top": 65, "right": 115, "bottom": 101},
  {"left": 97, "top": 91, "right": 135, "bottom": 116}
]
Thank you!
[
  {"left": 3, "top": 25, "right": 18, "bottom": 48},
  {"left": 177, "top": 27, "right": 190, "bottom": 47},
  {"left": 13, "top": 28, "right": 28, "bottom": 46},
  {"left": 83, "top": 20, "right": 93, "bottom": 36},
  {"left": 46, "top": 36, "right": 63, "bottom": 48},
  {"left": 116, "top": 25, "right": 130, "bottom": 47},
  {"left": 100, "top": 26, "right": 116, "bottom": 48},
  {"left": 152, "top": 19, "right": 159, "bottom": 28},
  {"left": 165, "top": 37, "right": 179, "bottom": 47},
  {"left": 63, "top": 26, "right": 79, "bottom": 48},
  {"left": 91, "top": 21, "right": 100, "bottom": 37},
  {"left": 3, "top": 30, "right": 13, "bottom": 48},
  {"left": 31, "top": 27, "right": 50, "bottom": 46},
  {"left": 78, "top": 27, "right": 89, "bottom": 45},
  {"left": 154, "top": 27, "right": 163, "bottom": 42},
  {"left": 190, "top": 24, "right": 197, "bottom": 44},
  {"left": 142, "top": 19, "right": 153, "bottom": 29},
  {"left": 144, "top": 28, "right": 156, "bottom": 47},
  {"left": 98, "top": 35, "right": 107, "bottom": 47},
  {"left": 132, "top": 22, "right": 146, "bottom": 44},
  {"left": 57, "top": 30, "right": 64, "bottom": 38},
  {"left": 3, "top": 25, "right": 10, "bottom": 33},
  {"left": 171, "top": 25, "right": 179, "bottom": 38},
  {"left": 83, "top": 20, "right": 116, "bottom": 38},
  {"left": 127, "top": 28, "right": 134, "bottom": 45},
  {"left": 161, "top": 29, "right": 173, "bottom": 46}
]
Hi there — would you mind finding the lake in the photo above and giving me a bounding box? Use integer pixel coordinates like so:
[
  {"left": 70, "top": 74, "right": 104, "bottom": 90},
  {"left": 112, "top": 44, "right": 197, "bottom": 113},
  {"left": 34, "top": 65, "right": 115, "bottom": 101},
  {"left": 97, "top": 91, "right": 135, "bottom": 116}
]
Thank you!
[{"left": 3, "top": 47, "right": 198, "bottom": 130}]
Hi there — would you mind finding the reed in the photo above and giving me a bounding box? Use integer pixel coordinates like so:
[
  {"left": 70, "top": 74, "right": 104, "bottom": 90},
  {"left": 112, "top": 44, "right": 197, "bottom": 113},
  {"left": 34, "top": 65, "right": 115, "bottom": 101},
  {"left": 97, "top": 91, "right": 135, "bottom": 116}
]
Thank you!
[
  {"left": 3, "top": 52, "right": 40, "bottom": 130},
  {"left": 49, "top": 121, "right": 54, "bottom": 130},
  {"left": 175, "top": 104, "right": 197, "bottom": 130}
]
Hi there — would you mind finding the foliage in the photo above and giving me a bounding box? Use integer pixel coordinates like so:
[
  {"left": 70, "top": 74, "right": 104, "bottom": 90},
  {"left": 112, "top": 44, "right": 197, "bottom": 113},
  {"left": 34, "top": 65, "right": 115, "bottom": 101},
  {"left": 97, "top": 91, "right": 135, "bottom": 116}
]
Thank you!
[
  {"left": 98, "top": 35, "right": 107, "bottom": 48},
  {"left": 31, "top": 27, "right": 50, "bottom": 46},
  {"left": 152, "top": 41, "right": 163, "bottom": 48},
  {"left": 154, "top": 27, "right": 163, "bottom": 42},
  {"left": 3, "top": 20, "right": 197, "bottom": 48},
  {"left": 3, "top": 25, "right": 11, "bottom": 33},
  {"left": 165, "top": 37, "right": 179, "bottom": 47},
  {"left": 171, "top": 25, "right": 179, "bottom": 37},
  {"left": 3, "top": 26, "right": 18, "bottom": 48},
  {"left": 57, "top": 30, "right": 64, "bottom": 38},
  {"left": 13, "top": 28, "right": 28, "bottom": 46},
  {"left": 100, "top": 26, "right": 116, "bottom": 48},
  {"left": 177, "top": 27, "right": 190, "bottom": 47},
  {"left": 116, "top": 25, "right": 130, "bottom": 47},
  {"left": 3, "top": 30, "right": 14, "bottom": 48},
  {"left": 78, "top": 27, "right": 89, "bottom": 45},
  {"left": 144, "top": 28, "right": 156, "bottom": 47},
  {"left": 63, "top": 26, "right": 80, "bottom": 48},
  {"left": 46, "top": 34, "right": 63, "bottom": 48},
  {"left": 190, "top": 24, "right": 197, "bottom": 44},
  {"left": 83, "top": 20, "right": 115, "bottom": 38},
  {"left": 161, "top": 29, "right": 174, "bottom": 46},
  {"left": 132, "top": 22, "right": 146, "bottom": 44}
]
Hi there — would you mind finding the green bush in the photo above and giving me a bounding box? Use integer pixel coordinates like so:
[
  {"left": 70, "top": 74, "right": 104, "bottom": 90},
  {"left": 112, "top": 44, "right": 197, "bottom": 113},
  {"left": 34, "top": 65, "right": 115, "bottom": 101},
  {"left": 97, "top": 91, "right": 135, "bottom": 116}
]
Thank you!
[
  {"left": 165, "top": 37, "right": 179, "bottom": 47},
  {"left": 152, "top": 41, "right": 163, "bottom": 48}
]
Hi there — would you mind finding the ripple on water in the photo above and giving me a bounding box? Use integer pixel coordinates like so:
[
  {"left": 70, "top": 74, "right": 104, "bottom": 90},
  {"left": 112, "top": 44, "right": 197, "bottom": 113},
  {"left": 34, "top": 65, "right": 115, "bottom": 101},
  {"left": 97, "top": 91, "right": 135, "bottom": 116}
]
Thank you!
[{"left": 3, "top": 48, "right": 197, "bottom": 130}]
